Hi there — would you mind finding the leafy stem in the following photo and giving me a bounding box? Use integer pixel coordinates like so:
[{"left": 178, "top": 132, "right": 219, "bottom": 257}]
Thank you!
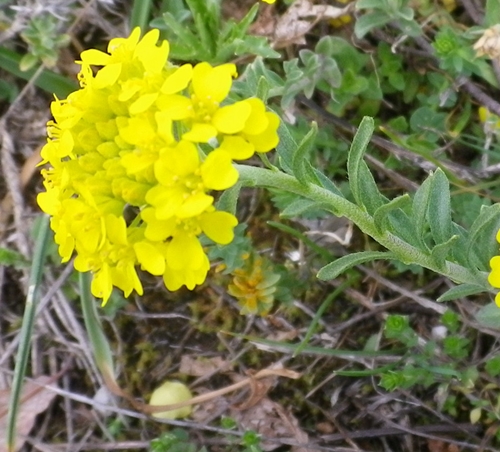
[{"left": 235, "top": 164, "right": 489, "bottom": 290}]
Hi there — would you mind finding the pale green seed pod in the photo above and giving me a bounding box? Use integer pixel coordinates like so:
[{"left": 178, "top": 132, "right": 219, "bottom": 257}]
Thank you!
[{"left": 149, "top": 380, "right": 193, "bottom": 419}]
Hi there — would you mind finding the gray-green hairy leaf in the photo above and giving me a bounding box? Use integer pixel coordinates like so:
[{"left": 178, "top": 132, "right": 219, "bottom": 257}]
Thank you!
[
  {"left": 292, "top": 122, "right": 318, "bottom": 185},
  {"left": 280, "top": 198, "right": 323, "bottom": 218},
  {"left": 411, "top": 172, "right": 432, "bottom": 250},
  {"left": 466, "top": 204, "right": 500, "bottom": 271},
  {"left": 347, "top": 117, "right": 375, "bottom": 209},
  {"left": 276, "top": 119, "right": 298, "bottom": 176},
  {"left": 373, "top": 194, "right": 411, "bottom": 233},
  {"left": 430, "top": 235, "right": 458, "bottom": 270},
  {"left": 475, "top": 302, "right": 500, "bottom": 330},
  {"left": 317, "top": 251, "right": 395, "bottom": 281},
  {"left": 428, "top": 168, "right": 452, "bottom": 245},
  {"left": 437, "top": 284, "right": 486, "bottom": 302}
]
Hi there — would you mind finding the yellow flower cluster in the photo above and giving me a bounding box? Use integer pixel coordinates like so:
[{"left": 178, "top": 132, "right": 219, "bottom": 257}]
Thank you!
[{"left": 37, "top": 28, "right": 279, "bottom": 303}]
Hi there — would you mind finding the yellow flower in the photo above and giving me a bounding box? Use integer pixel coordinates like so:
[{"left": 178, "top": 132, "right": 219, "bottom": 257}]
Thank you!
[
  {"left": 228, "top": 253, "right": 280, "bottom": 315},
  {"left": 489, "top": 230, "right": 500, "bottom": 307},
  {"left": 157, "top": 62, "right": 280, "bottom": 158},
  {"left": 37, "top": 27, "right": 278, "bottom": 303},
  {"left": 261, "top": 0, "right": 276, "bottom": 3}
]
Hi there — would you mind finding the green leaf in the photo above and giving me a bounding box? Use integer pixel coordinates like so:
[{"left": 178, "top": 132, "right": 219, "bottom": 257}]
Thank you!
[
  {"left": 276, "top": 118, "right": 298, "bottom": 175},
  {"left": 485, "top": 356, "right": 500, "bottom": 377},
  {"left": 430, "top": 235, "right": 458, "bottom": 269},
  {"left": 388, "top": 209, "right": 420, "bottom": 248},
  {"left": 256, "top": 76, "right": 270, "bottom": 102},
  {"left": 130, "top": 0, "right": 153, "bottom": 30},
  {"left": 354, "top": 11, "right": 391, "bottom": 39},
  {"left": 235, "top": 57, "right": 284, "bottom": 99},
  {"left": 0, "top": 46, "right": 77, "bottom": 97},
  {"left": 428, "top": 168, "right": 452, "bottom": 245},
  {"left": 398, "top": 18, "right": 422, "bottom": 37},
  {"left": 292, "top": 122, "right": 318, "bottom": 185},
  {"left": 317, "top": 251, "right": 395, "bottom": 281},
  {"left": 185, "top": 0, "right": 219, "bottom": 58},
  {"left": 7, "top": 215, "right": 50, "bottom": 451},
  {"left": 437, "top": 284, "right": 486, "bottom": 302},
  {"left": 411, "top": 173, "right": 432, "bottom": 250},
  {"left": 0, "top": 247, "right": 29, "bottom": 268},
  {"left": 312, "top": 168, "right": 344, "bottom": 198},
  {"left": 216, "top": 182, "right": 241, "bottom": 215},
  {"left": 224, "top": 3, "right": 258, "bottom": 40},
  {"left": 232, "top": 35, "right": 280, "bottom": 60},
  {"left": 356, "top": 0, "right": 385, "bottom": 9},
  {"left": 79, "top": 272, "right": 118, "bottom": 390},
  {"left": 485, "top": 0, "right": 500, "bottom": 27},
  {"left": 466, "top": 204, "right": 500, "bottom": 271},
  {"left": 373, "top": 194, "right": 411, "bottom": 232},
  {"left": 397, "top": 6, "right": 414, "bottom": 21},
  {"left": 356, "top": 160, "right": 388, "bottom": 214},
  {"left": 162, "top": 13, "right": 204, "bottom": 61},
  {"left": 347, "top": 116, "right": 375, "bottom": 209},
  {"left": 449, "top": 223, "right": 470, "bottom": 267},
  {"left": 19, "top": 53, "right": 38, "bottom": 72},
  {"left": 280, "top": 198, "right": 325, "bottom": 218},
  {"left": 475, "top": 302, "right": 500, "bottom": 330}
]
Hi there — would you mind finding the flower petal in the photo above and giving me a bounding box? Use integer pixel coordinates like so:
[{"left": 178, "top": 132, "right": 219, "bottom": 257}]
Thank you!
[
  {"left": 182, "top": 123, "right": 217, "bottom": 142},
  {"left": 134, "top": 241, "right": 166, "bottom": 275},
  {"left": 200, "top": 211, "right": 238, "bottom": 244},
  {"left": 166, "top": 233, "right": 204, "bottom": 270},
  {"left": 161, "top": 64, "right": 193, "bottom": 94},
  {"left": 212, "top": 101, "right": 252, "bottom": 134},
  {"left": 201, "top": 150, "right": 238, "bottom": 190},
  {"left": 219, "top": 136, "right": 255, "bottom": 160}
]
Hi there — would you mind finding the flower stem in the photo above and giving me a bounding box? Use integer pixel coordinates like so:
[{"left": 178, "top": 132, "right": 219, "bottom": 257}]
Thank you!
[{"left": 236, "top": 164, "right": 489, "bottom": 289}]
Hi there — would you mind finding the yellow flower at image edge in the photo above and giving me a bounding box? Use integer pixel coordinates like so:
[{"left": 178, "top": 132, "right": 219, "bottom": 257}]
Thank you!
[
  {"left": 36, "top": 26, "right": 280, "bottom": 303},
  {"left": 489, "top": 232, "right": 500, "bottom": 306},
  {"left": 488, "top": 229, "right": 500, "bottom": 307},
  {"left": 261, "top": 0, "right": 276, "bottom": 3}
]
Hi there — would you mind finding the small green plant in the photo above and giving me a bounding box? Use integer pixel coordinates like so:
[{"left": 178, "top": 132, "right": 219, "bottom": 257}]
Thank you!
[
  {"left": 355, "top": 0, "right": 421, "bottom": 39},
  {"left": 151, "top": 0, "right": 279, "bottom": 64},
  {"left": 19, "top": 13, "right": 70, "bottom": 70},
  {"left": 221, "top": 417, "right": 264, "bottom": 452},
  {"left": 380, "top": 312, "right": 474, "bottom": 391},
  {"left": 150, "top": 429, "right": 207, "bottom": 452}
]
